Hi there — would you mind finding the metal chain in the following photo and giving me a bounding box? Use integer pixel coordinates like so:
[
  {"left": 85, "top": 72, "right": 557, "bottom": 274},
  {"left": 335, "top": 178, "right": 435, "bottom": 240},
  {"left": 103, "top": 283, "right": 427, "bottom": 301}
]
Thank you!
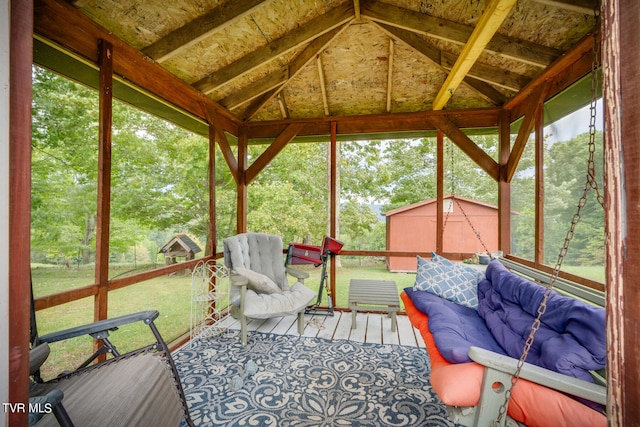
[
  {"left": 443, "top": 141, "right": 454, "bottom": 231},
  {"left": 455, "top": 197, "right": 493, "bottom": 255},
  {"left": 494, "top": 8, "right": 601, "bottom": 425},
  {"left": 588, "top": 12, "right": 605, "bottom": 209},
  {"left": 445, "top": 139, "right": 492, "bottom": 255}
]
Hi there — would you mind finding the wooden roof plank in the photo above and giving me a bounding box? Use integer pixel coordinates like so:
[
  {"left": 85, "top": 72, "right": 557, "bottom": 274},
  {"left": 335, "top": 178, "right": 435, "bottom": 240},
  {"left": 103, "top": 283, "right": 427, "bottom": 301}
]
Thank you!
[
  {"left": 362, "top": 1, "right": 560, "bottom": 68},
  {"left": 142, "top": 0, "right": 268, "bottom": 62},
  {"left": 193, "top": 3, "right": 354, "bottom": 94},
  {"left": 433, "top": 0, "right": 518, "bottom": 110}
]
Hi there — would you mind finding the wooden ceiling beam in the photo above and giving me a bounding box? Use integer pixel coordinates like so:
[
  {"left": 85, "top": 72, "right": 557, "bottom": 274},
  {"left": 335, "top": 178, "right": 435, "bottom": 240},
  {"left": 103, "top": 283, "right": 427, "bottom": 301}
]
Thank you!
[
  {"left": 241, "top": 23, "right": 351, "bottom": 120},
  {"left": 362, "top": 1, "right": 560, "bottom": 68},
  {"left": 193, "top": 4, "right": 353, "bottom": 94},
  {"left": 34, "top": 0, "right": 240, "bottom": 134},
  {"left": 245, "top": 123, "right": 305, "bottom": 183},
  {"left": 462, "top": 76, "right": 509, "bottom": 105},
  {"left": 245, "top": 107, "right": 502, "bottom": 139},
  {"left": 317, "top": 56, "right": 330, "bottom": 116},
  {"left": 440, "top": 50, "right": 530, "bottom": 92},
  {"left": 142, "top": 0, "right": 268, "bottom": 62},
  {"left": 431, "top": 115, "right": 500, "bottom": 181},
  {"left": 505, "top": 31, "right": 595, "bottom": 118},
  {"left": 433, "top": 0, "right": 518, "bottom": 110},
  {"left": 203, "top": 105, "right": 239, "bottom": 184},
  {"left": 386, "top": 39, "right": 395, "bottom": 112},
  {"left": 219, "top": 68, "right": 289, "bottom": 110},
  {"left": 374, "top": 23, "right": 516, "bottom": 104},
  {"left": 506, "top": 83, "right": 549, "bottom": 182}
]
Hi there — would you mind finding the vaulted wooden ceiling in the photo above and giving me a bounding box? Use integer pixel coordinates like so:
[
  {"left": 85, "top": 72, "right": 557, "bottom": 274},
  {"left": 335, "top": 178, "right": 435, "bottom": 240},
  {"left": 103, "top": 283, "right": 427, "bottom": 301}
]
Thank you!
[{"left": 35, "top": 0, "right": 598, "bottom": 134}]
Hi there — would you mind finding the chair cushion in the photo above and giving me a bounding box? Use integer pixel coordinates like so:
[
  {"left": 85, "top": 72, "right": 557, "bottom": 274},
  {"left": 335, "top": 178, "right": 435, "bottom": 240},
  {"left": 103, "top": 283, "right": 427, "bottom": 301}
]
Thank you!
[
  {"left": 234, "top": 267, "right": 282, "bottom": 294},
  {"left": 242, "top": 282, "right": 316, "bottom": 319},
  {"left": 223, "top": 233, "right": 288, "bottom": 288}
]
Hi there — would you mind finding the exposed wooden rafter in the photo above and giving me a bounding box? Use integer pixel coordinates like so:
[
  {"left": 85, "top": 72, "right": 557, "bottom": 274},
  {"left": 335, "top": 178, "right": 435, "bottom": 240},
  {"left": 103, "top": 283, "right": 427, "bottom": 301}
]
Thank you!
[
  {"left": 241, "top": 23, "right": 352, "bottom": 120},
  {"left": 386, "top": 39, "right": 394, "bottom": 112},
  {"left": 433, "top": 0, "right": 518, "bottom": 110},
  {"left": 245, "top": 123, "right": 306, "bottom": 183},
  {"left": 462, "top": 76, "right": 509, "bottom": 106},
  {"left": 219, "top": 68, "right": 289, "bottom": 110},
  {"left": 34, "top": 0, "right": 240, "bottom": 133},
  {"left": 506, "top": 83, "right": 549, "bottom": 182},
  {"left": 193, "top": 4, "right": 353, "bottom": 94},
  {"left": 317, "top": 56, "right": 330, "bottom": 116},
  {"left": 142, "top": 0, "right": 267, "bottom": 62},
  {"left": 431, "top": 115, "right": 500, "bottom": 181},
  {"left": 373, "top": 23, "right": 516, "bottom": 104},
  {"left": 361, "top": 1, "right": 560, "bottom": 68},
  {"left": 440, "top": 50, "right": 529, "bottom": 92}
]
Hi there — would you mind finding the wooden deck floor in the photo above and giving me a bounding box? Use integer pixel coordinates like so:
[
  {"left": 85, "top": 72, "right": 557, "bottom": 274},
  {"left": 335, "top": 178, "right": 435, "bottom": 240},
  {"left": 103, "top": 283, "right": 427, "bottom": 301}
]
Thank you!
[{"left": 220, "top": 310, "right": 426, "bottom": 348}]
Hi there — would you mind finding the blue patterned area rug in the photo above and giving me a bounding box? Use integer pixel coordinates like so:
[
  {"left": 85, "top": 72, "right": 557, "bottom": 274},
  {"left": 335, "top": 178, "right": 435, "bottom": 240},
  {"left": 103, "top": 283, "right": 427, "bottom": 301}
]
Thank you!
[{"left": 174, "top": 331, "right": 460, "bottom": 426}]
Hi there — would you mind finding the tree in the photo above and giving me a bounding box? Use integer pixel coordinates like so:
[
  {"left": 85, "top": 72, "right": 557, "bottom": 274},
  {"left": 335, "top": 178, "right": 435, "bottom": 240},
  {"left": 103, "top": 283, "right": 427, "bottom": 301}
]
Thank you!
[
  {"left": 247, "top": 142, "right": 328, "bottom": 244},
  {"left": 32, "top": 66, "right": 99, "bottom": 263},
  {"left": 544, "top": 131, "right": 604, "bottom": 265}
]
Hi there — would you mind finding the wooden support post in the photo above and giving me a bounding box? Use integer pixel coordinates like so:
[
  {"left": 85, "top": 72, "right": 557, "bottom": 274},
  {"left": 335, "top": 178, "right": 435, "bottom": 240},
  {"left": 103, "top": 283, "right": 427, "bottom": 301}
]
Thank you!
[
  {"left": 498, "top": 109, "right": 511, "bottom": 255},
  {"left": 8, "top": 0, "right": 33, "bottom": 424},
  {"left": 329, "top": 122, "right": 338, "bottom": 307},
  {"left": 237, "top": 126, "right": 248, "bottom": 234},
  {"left": 94, "top": 40, "right": 113, "bottom": 328},
  {"left": 534, "top": 94, "right": 545, "bottom": 266},
  {"left": 603, "top": 0, "right": 640, "bottom": 424},
  {"left": 208, "top": 122, "right": 216, "bottom": 256},
  {"left": 436, "top": 130, "right": 444, "bottom": 254}
]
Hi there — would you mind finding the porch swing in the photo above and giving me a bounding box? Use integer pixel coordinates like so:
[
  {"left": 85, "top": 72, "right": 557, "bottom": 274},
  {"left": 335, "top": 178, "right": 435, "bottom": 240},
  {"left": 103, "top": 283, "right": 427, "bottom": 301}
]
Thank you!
[
  {"left": 470, "top": 11, "right": 607, "bottom": 427},
  {"left": 421, "top": 12, "right": 607, "bottom": 425}
]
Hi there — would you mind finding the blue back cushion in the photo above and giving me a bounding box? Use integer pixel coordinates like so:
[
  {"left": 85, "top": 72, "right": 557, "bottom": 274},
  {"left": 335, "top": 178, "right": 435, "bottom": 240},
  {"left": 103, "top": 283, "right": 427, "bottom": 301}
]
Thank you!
[{"left": 477, "top": 260, "right": 606, "bottom": 382}]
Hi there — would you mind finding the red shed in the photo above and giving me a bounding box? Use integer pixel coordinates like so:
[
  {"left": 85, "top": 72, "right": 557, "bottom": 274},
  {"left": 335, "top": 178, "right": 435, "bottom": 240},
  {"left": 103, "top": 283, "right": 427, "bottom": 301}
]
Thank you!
[{"left": 384, "top": 195, "right": 499, "bottom": 272}]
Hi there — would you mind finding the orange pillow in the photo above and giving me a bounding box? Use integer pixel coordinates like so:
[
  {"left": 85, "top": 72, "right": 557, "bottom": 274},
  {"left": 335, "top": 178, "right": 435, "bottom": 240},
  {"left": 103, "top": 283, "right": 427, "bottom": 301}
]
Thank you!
[{"left": 401, "top": 291, "right": 606, "bottom": 427}]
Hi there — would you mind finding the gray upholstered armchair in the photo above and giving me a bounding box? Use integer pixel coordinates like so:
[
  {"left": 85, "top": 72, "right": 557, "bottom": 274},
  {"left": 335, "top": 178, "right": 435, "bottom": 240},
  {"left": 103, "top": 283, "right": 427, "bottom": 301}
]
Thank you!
[{"left": 223, "top": 233, "right": 316, "bottom": 346}]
